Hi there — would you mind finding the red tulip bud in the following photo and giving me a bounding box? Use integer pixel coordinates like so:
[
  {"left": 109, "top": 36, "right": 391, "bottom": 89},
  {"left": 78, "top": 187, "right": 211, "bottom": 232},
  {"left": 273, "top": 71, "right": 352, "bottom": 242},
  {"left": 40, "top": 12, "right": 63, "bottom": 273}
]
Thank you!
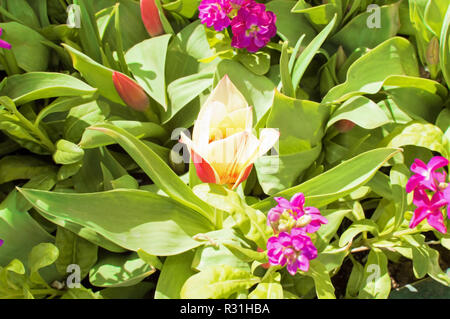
[
  {"left": 140, "top": 0, "right": 164, "bottom": 37},
  {"left": 334, "top": 120, "right": 355, "bottom": 133},
  {"left": 112, "top": 71, "right": 149, "bottom": 112}
]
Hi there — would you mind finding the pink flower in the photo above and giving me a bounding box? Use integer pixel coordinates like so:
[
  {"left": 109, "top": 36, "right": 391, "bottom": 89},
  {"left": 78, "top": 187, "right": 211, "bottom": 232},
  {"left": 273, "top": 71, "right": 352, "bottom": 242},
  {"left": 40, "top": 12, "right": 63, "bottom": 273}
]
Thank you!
[
  {"left": 267, "top": 228, "right": 317, "bottom": 275},
  {"left": 405, "top": 156, "right": 448, "bottom": 193},
  {"left": 410, "top": 188, "right": 447, "bottom": 234},
  {"left": 230, "top": 1, "right": 276, "bottom": 53},
  {"left": 267, "top": 193, "right": 327, "bottom": 234},
  {"left": 198, "top": 0, "right": 232, "bottom": 31},
  {"left": 0, "top": 28, "right": 11, "bottom": 50}
]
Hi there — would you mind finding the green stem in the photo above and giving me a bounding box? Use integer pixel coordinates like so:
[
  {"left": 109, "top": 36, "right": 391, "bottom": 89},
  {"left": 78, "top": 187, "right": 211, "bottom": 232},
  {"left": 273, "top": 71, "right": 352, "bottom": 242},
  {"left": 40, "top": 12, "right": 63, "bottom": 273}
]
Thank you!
[{"left": 13, "top": 108, "right": 56, "bottom": 153}]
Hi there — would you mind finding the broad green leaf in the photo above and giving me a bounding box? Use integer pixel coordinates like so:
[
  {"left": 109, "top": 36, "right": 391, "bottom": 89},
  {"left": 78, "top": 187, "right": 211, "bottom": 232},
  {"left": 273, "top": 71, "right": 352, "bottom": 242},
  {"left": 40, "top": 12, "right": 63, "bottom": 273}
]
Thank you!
[
  {"left": 125, "top": 35, "right": 172, "bottom": 110},
  {"left": 381, "top": 122, "right": 447, "bottom": 157},
  {"left": 358, "top": 248, "right": 391, "bottom": 299},
  {"left": 88, "top": 123, "right": 215, "bottom": 222},
  {"left": 266, "top": 0, "right": 316, "bottom": 46},
  {"left": 331, "top": 2, "right": 401, "bottom": 53},
  {"left": 5, "top": 0, "right": 41, "bottom": 28},
  {"left": 155, "top": 251, "right": 195, "bottom": 299},
  {"left": 63, "top": 44, "right": 123, "bottom": 104},
  {"left": 180, "top": 265, "right": 260, "bottom": 299},
  {"left": 327, "top": 96, "right": 390, "bottom": 130},
  {"left": 0, "top": 22, "right": 49, "bottom": 72},
  {"left": 19, "top": 188, "right": 214, "bottom": 256},
  {"left": 89, "top": 251, "right": 154, "bottom": 288},
  {"left": 79, "top": 120, "right": 167, "bottom": 149},
  {"left": 0, "top": 72, "right": 97, "bottom": 106},
  {"left": 0, "top": 155, "right": 55, "bottom": 184},
  {"left": 64, "top": 100, "right": 108, "bottom": 143},
  {"left": 323, "top": 37, "right": 419, "bottom": 103},
  {"left": 237, "top": 50, "right": 271, "bottom": 76},
  {"left": 55, "top": 227, "right": 98, "bottom": 280},
  {"left": 252, "top": 148, "right": 401, "bottom": 212},
  {"left": 167, "top": 72, "right": 214, "bottom": 121},
  {"left": 28, "top": 242, "right": 59, "bottom": 285},
  {"left": 0, "top": 191, "right": 57, "bottom": 281}
]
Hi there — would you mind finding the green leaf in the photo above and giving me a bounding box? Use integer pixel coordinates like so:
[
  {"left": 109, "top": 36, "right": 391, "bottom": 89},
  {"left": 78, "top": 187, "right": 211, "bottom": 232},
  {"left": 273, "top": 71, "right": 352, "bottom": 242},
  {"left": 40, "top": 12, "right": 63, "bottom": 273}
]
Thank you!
[
  {"left": 155, "top": 250, "right": 195, "bottom": 299},
  {"left": 88, "top": 123, "right": 215, "bottom": 222},
  {"left": 0, "top": 155, "right": 55, "bottom": 184},
  {"left": 0, "top": 22, "right": 50, "bottom": 72},
  {"left": 330, "top": 2, "right": 401, "bottom": 53},
  {"left": 323, "top": 37, "right": 419, "bottom": 103},
  {"left": 291, "top": 14, "right": 337, "bottom": 90},
  {"left": 28, "top": 242, "right": 59, "bottom": 285},
  {"left": 53, "top": 139, "right": 85, "bottom": 165},
  {"left": 0, "top": 72, "right": 97, "bottom": 106},
  {"left": 339, "top": 220, "right": 379, "bottom": 247},
  {"left": 61, "top": 287, "right": 102, "bottom": 299},
  {"left": 63, "top": 44, "right": 123, "bottom": 104},
  {"left": 327, "top": 96, "right": 390, "bottom": 130},
  {"left": 266, "top": 0, "right": 316, "bottom": 46},
  {"left": 345, "top": 258, "right": 365, "bottom": 298},
  {"left": 180, "top": 265, "right": 260, "bottom": 299},
  {"left": 55, "top": 227, "right": 98, "bottom": 280},
  {"left": 237, "top": 50, "right": 271, "bottom": 76},
  {"left": 358, "top": 248, "right": 391, "bottom": 299},
  {"left": 381, "top": 122, "right": 447, "bottom": 157},
  {"left": 440, "top": 6, "right": 450, "bottom": 87},
  {"left": 125, "top": 35, "right": 172, "bottom": 110},
  {"left": 19, "top": 188, "right": 213, "bottom": 256},
  {"left": 252, "top": 148, "right": 401, "bottom": 212},
  {"left": 305, "top": 260, "right": 336, "bottom": 299},
  {"left": 193, "top": 184, "right": 272, "bottom": 248},
  {"left": 192, "top": 229, "right": 252, "bottom": 272},
  {"left": 280, "top": 41, "right": 295, "bottom": 98},
  {"left": 80, "top": 120, "right": 167, "bottom": 149},
  {"left": 0, "top": 191, "right": 57, "bottom": 283},
  {"left": 248, "top": 272, "right": 283, "bottom": 299},
  {"left": 89, "top": 251, "right": 154, "bottom": 288}
]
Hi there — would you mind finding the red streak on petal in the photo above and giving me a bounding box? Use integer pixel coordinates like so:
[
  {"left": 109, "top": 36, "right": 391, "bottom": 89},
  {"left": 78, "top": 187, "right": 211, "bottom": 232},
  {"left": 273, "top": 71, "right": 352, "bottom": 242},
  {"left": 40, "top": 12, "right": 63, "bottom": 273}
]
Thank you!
[
  {"left": 192, "top": 149, "right": 219, "bottom": 184},
  {"left": 231, "top": 164, "right": 253, "bottom": 190}
]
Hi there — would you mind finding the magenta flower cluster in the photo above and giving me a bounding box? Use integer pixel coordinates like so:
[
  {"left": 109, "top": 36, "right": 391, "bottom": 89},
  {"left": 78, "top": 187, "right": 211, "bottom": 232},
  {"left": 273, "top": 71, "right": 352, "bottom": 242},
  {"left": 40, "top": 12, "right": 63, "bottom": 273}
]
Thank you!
[
  {"left": 198, "top": 0, "right": 277, "bottom": 53},
  {"left": 266, "top": 193, "right": 327, "bottom": 276},
  {"left": 406, "top": 156, "right": 449, "bottom": 234}
]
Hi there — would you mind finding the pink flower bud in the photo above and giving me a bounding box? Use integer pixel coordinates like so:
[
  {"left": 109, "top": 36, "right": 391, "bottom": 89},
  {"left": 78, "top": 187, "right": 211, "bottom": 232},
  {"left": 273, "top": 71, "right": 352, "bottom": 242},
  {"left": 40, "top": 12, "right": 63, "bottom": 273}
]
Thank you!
[
  {"left": 140, "top": 0, "right": 164, "bottom": 37},
  {"left": 112, "top": 71, "right": 149, "bottom": 112}
]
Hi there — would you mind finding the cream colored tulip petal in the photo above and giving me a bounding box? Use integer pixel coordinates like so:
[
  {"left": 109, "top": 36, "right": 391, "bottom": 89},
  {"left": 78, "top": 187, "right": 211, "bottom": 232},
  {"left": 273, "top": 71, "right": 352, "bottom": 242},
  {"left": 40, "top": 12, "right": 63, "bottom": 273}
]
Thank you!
[
  {"left": 211, "top": 107, "right": 253, "bottom": 141},
  {"left": 192, "top": 103, "right": 215, "bottom": 150},
  {"left": 205, "top": 75, "right": 248, "bottom": 113}
]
